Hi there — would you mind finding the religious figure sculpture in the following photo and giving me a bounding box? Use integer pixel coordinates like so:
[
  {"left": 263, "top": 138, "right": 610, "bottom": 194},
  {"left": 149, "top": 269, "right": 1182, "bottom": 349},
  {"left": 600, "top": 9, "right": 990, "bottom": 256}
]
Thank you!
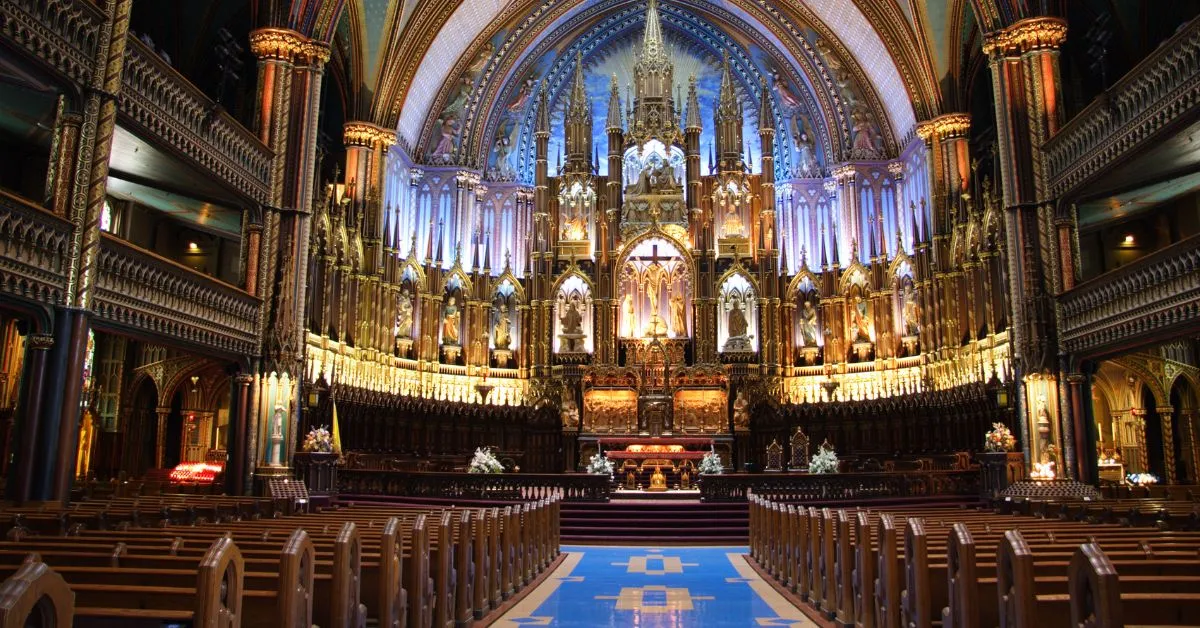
[
  {"left": 268, "top": 406, "right": 286, "bottom": 466},
  {"left": 792, "top": 115, "right": 819, "bottom": 177},
  {"left": 623, "top": 293, "right": 636, "bottom": 337},
  {"left": 644, "top": 286, "right": 667, "bottom": 337},
  {"left": 669, "top": 293, "right": 687, "bottom": 338},
  {"left": 902, "top": 284, "right": 920, "bottom": 336},
  {"left": 396, "top": 290, "right": 414, "bottom": 339},
  {"left": 721, "top": 201, "right": 745, "bottom": 238},
  {"left": 558, "top": 297, "right": 587, "bottom": 351},
  {"left": 799, "top": 299, "right": 819, "bottom": 346},
  {"left": 733, "top": 391, "right": 750, "bottom": 430},
  {"left": 648, "top": 465, "right": 667, "bottom": 491},
  {"left": 493, "top": 303, "right": 512, "bottom": 350},
  {"left": 626, "top": 155, "right": 680, "bottom": 196},
  {"left": 849, "top": 295, "right": 871, "bottom": 343},
  {"left": 560, "top": 389, "right": 580, "bottom": 430},
  {"left": 728, "top": 299, "right": 748, "bottom": 339},
  {"left": 442, "top": 296, "right": 461, "bottom": 345}
]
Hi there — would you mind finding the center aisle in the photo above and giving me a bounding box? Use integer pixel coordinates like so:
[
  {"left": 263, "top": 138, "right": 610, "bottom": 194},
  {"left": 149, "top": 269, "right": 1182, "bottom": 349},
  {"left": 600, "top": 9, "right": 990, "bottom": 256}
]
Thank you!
[{"left": 494, "top": 545, "right": 818, "bottom": 627}]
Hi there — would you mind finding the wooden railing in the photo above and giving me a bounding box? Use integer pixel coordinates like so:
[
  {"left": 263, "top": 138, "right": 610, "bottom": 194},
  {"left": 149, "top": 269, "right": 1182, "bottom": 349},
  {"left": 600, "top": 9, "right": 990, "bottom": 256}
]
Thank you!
[
  {"left": 1059, "top": 233, "right": 1200, "bottom": 356},
  {"left": 337, "top": 469, "right": 613, "bottom": 502},
  {"left": 697, "top": 469, "right": 982, "bottom": 502},
  {"left": 0, "top": 190, "right": 71, "bottom": 307},
  {"left": 120, "top": 36, "right": 272, "bottom": 205},
  {"left": 0, "top": 0, "right": 271, "bottom": 204},
  {"left": 93, "top": 234, "right": 261, "bottom": 356},
  {"left": 1045, "top": 16, "right": 1200, "bottom": 198}
]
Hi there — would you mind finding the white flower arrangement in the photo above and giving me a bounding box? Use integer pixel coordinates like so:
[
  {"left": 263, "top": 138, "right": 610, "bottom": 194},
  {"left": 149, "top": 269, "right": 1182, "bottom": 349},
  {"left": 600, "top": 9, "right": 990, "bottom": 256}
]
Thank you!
[
  {"left": 699, "top": 450, "right": 724, "bottom": 475},
  {"left": 809, "top": 445, "right": 839, "bottom": 474},
  {"left": 468, "top": 447, "right": 504, "bottom": 474},
  {"left": 587, "top": 452, "right": 615, "bottom": 479},
  {"left": 1126, "top": 472, "right": 1158, "bottom": 487}
]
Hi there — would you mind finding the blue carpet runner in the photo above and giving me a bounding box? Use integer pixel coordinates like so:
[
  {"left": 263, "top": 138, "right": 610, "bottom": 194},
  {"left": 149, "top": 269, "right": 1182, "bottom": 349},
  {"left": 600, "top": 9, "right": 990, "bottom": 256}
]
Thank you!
[{"left": 494, "top": 546, "right": 816, "bottom": 627}]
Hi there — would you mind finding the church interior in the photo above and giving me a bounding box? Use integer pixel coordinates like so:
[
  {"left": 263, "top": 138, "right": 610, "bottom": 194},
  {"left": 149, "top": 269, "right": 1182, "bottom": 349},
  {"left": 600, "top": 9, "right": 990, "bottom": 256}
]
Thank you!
[{"left": 1, "top": 0, "right": 1200, "bottom": 625}]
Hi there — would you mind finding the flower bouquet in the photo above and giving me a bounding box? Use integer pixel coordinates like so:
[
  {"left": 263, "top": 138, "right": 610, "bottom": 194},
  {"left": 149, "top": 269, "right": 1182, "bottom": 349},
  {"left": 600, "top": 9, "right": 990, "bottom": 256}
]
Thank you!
[
  {"left": 302, "top": 426, "right": 334, "bottom": 453},
  {"left": 698, "top": 450, "right": 724, "bottom": 475},
  {"left": 984, "top": 422, "right": 1016, "bottom": 453},
  {"left": 587, "top": 452, "right": 615, "bottom": 479},
  {"left": 468, "top": 447, "right": 504, "bottom": 474},
  {"left": 809, "top": 445, "right": 839, "bottom": 474},
  {"left": 1126, "top": 472, "right": 1158, "bottom": 487}
]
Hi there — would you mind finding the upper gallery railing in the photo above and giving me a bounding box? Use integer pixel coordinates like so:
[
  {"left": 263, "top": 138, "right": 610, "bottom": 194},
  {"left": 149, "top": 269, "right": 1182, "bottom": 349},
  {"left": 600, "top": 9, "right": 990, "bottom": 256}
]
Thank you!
[
  {"left": 93, "top": 234, "right": 261, "bottom": 357},
  {"left": 697, "top": 469, "right": 981, "bottom": 502},
  {"left": 1044, "top": 16, "right": 1200, "bottom": 199},
  {"left": 337, "top": 469, "right": 613, "bottom": 502},
  {"left": 0, "top": 190, "right": 71, "bottom": 306},
  {"left": 0, "top": 0, "right": 272, "bottom": 205},
  {"left": 120, "top": 36, "right": 272, "bottom": 205},
  {"left": 1059, "top": 234, "right": 1200, "bottom": 356}
]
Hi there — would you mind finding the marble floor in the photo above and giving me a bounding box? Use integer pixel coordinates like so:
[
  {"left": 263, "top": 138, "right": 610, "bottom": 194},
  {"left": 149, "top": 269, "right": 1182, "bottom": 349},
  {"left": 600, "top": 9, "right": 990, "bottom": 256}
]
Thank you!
[{"left": 493, "top": 546, "right": 817, "bottom": 627}]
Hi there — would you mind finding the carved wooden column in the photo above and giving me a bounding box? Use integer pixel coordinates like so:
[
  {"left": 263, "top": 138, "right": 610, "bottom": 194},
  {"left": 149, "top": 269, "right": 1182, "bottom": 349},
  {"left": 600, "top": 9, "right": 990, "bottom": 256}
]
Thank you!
[
  {"left": 52, "top": 0, "right": 133, "bottom": 503},
  {"left": 1157, "top": 406, "right": 1178, "bottom": 484},
  {"left": 984, "top": 17, "right": 1071, "bottom": 477},
  {"left": 45, "top": 96, "right": 81, "bottom": 217}
]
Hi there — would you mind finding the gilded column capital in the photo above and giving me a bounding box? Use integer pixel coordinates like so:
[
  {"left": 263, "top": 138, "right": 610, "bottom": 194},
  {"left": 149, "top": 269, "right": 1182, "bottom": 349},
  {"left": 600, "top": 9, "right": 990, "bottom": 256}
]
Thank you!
[
  {"left": 409, "top": 168, "right": 425, "bottom": 186},
  {"left": 298, "top": 40, "right": 331, "bottom": 66},
  {"left": 887, "top": 161, "right": 904, "bottom": 179},
  {"left": 344, "top": 121, "right": 386, "bottom": 148},
  {"left": 983, "top": 17, "right": 1067, "bottom": 58},
  {"left": 27, "top": 334, "right": 55, "bottom": 351},
  {"left": 932, "top": 113, "right": 971, "bottom": 140},
  {"left": 1156, "top": 406, "right": 1176, "bottom": 416},
  {"left": 831, "top": 164, "right": 856, "bottom": 183},
  {"left": 249, "top": 28, "right": 307, "bottom": 62}
]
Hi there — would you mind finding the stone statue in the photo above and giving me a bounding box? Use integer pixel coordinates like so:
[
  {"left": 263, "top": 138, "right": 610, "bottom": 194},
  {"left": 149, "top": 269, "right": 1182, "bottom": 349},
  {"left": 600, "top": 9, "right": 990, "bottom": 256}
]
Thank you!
[
  {"left": 623, "top": 293, "right": 636, "bottom": 337},
  {"left": 722, "top": 201, "right": 745, "bottom": 238},
  {"left": 733, "top": 391, "right": 750, "bottom": 430},
  {"left": 560, "top": 389, "right": 579, "bottom": 429},
  {"left": 799, "top": 299, "right": 819, "bottom": 347},
  {"left": 728, "top": 299, "right": 748, "bottom": 338},
  {"left": 442, "top": 296, "right": 461, "bottom": 345},
  {"left": 269, "top": 406, "right": 286, "bottom": 466},
  {"left": 902, "top": 284, "right": 919, "bottom": 336},
  {"left": 560, "top": 298, "right": 583, "bottom": 335},
  {"left": 670, "top": 293, "right": 687, "bottom": 338},
  {"left": 493, "top": 303, "right": 512, "bottom": 350},
  {"left": 396, "top": 290, "right": 414, "bottom": 339}
]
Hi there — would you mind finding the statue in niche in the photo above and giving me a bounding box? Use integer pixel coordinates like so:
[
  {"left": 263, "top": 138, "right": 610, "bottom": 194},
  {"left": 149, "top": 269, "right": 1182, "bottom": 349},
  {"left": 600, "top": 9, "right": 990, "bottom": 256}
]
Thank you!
[
  {"left": 670, "top": 293, "right": 688, "bottom": 338},
  {"left": 721, "top": 198, "right": 745, "bottom": 238},
  {"left": 560, "top": 298, "right": 583, "bottom": 335},
  {"left": 558, "top": 296, "right": 586, "bottom": 351},
  {"left": 733, "top": 391, "right": 750, "bottom": 430},
  {"left": 396, "top": 290, "right": 414, "bottom": 339},
  {"left": 644, "top": 285, "right": 668, "bottom": 337},
  {"left": 849, "top": 295, "right": 871, "bottom": 343},
  {"left": 627, "top": 155, "right": 680, "bottom": 195},
  {"left": 560, "top": 389, "right": 579, "bottom": 430},
  {"left": 1036, "top": 395, "right": 1052, "bottom": 444},
  {"left": 442, "top": 296, "right": 461, "bottom": 345},
  {"left": 493, "top": 303, "right": 512, "bottom": 350},
  {"left": 728, "top": 299, "right": 749, "bottom": 339},
  {"left": 902, "top": 284, "right": 920, "bottom": 336},
  {"left": 268, "top": 406, "right": 286, "bottom": 466},
  {"left": 623, "top": 293, "right": 636, "bottom": 337},
  {"left": 799, "top": 299, "right": 819, "bottom": 347}
]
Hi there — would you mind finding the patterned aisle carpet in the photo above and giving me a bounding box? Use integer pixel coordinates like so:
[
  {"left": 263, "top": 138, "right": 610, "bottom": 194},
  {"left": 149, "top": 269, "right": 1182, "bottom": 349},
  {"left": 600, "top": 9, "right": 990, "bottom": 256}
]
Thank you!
[{"left": 493, "top": 546, "right": 817, "bottom": 627}]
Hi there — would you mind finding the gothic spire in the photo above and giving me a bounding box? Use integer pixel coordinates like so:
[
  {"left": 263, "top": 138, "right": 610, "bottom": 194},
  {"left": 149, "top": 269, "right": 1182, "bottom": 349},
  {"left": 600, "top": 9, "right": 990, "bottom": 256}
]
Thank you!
[
  {"left": 685, "top": 75, "right": 702, "bottom": 130},
  {"left": 715, "top": 53, "right": 739, "bottom": 123},
  {"left": 535, "top": 82, "right": 551, "bottom": 135},
  {"left": 641, "top": 0, "right": 667, "bottom": 63},
  {"left": 758, "top": 77, "right": 775, "bottom": 133},
  {"left": 566, "top": 52, "right": 590, "bottom": 123},
  {"left": 606, "top": 73, "right": 622, "bottom": 131}
]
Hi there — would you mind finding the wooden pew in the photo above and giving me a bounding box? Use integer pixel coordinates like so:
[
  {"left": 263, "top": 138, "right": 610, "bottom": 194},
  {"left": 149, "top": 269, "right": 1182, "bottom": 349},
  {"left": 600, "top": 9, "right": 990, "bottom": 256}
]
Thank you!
[{"left": 0, "top": 562, "right": 74, "bottom": 627}]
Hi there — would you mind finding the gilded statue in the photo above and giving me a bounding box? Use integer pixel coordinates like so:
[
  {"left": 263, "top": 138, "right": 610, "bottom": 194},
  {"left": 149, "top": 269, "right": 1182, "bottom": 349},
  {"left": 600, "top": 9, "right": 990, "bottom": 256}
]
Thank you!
[
  {"left": 670, "top": 293, "right": 687, "bottom": 338},
  {"left": 396, "top": 290, "right": 414, "bottom": 339},
  {"left": 442, "top": 296, "right": 461, "bottom": 345},
  {"left": 849, "top": 295, "right": 870, "bottom": 342},
  {"left": 648, "top": 465, "right": 667, "bottom": 491},
  {"left": 721, "top": 202, "right": 745, "bottom": 238},
  {"left": 623, "top": 293, "right": 636, "bottom": 337},
  {"left": 732, "top": 391, "right": 750, "bottom": 430},
  {"left": 728, "top": 299, "right": 748, "bottom": 338},
  {"left": 493, "top": 303, "right": 512, "bottom": 350},
  {"left": 799, "top": 299, "right": 819, "bottom": 347}
]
